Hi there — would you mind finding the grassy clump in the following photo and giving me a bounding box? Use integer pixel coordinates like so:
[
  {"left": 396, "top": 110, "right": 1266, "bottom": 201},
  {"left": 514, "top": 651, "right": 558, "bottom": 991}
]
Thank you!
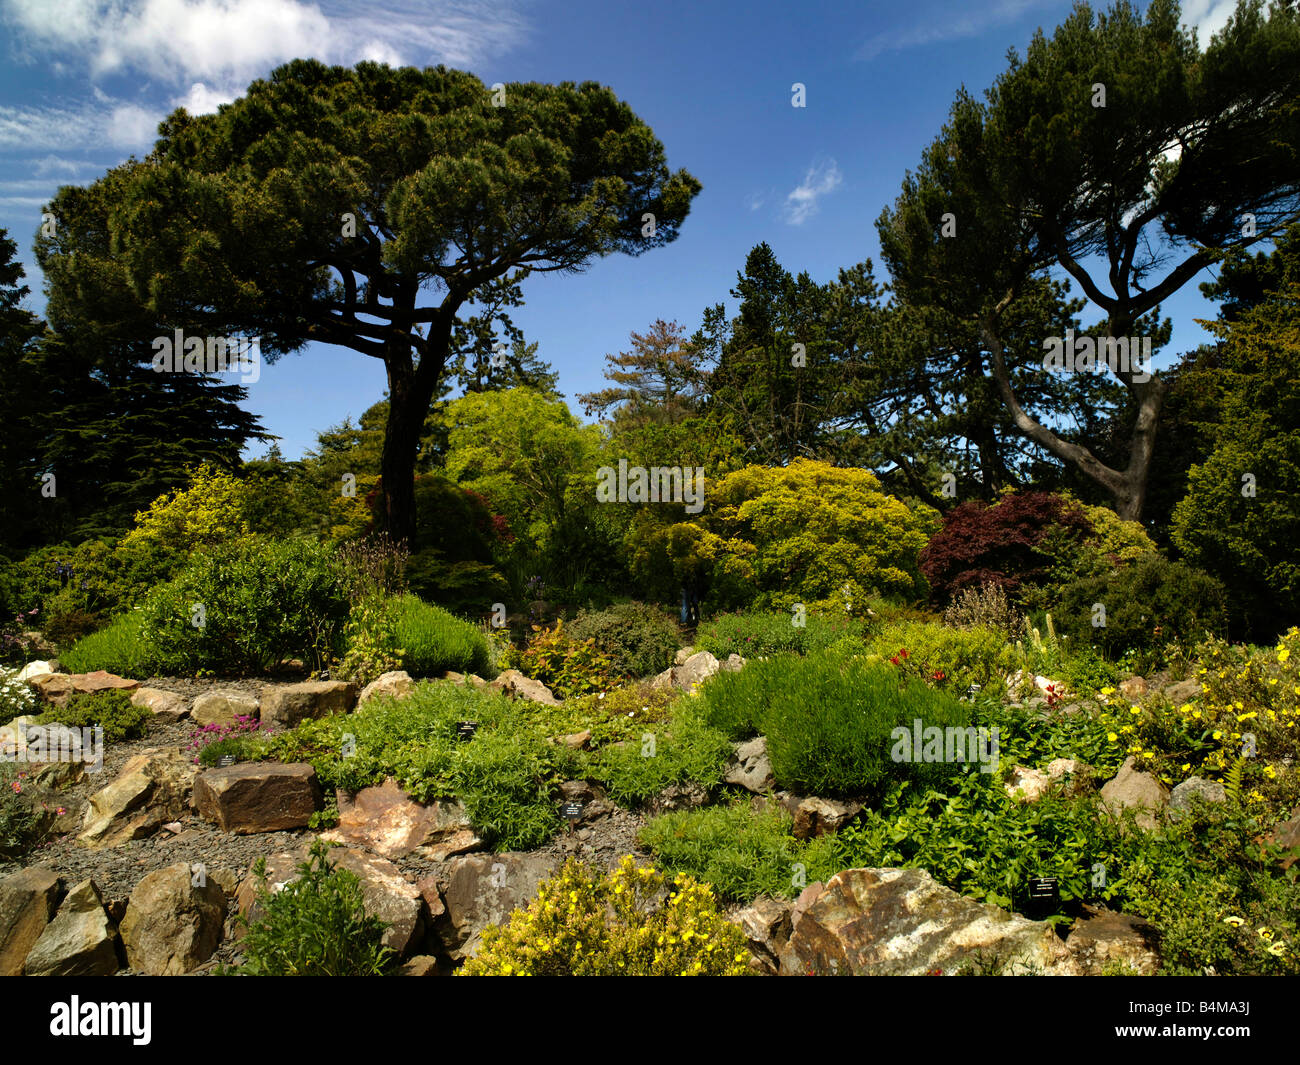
[
  {"left": 34, "top": 689, "right": 150, "bottom": 742},
  {"left": 694, "top": 610, "right": 869, "bottom": 660},
  {"left": 393, "top": 594, "right": 493, "bottom": 678},
  {"left": 59, "top": 612, "right": 152, "bottom": 678}
]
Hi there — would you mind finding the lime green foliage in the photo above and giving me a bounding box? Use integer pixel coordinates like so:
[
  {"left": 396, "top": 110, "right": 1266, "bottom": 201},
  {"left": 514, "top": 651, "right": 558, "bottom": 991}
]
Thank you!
[
  {"left": 229, "top": 839, "right": 394, "bottom": 976},
  {"left": 639, "top": 800, "right": 843, "bottom": 902},
  {"left": 393, "top": 594, "right": 493, "bottom": 679},
  {"left": 565, "top": 601, "right": 682, "bottom": 679},
  {"left": 138, "top": 538, "right": 351, "bottom": 675},
  {"left": 122, "top": 462, "right": 254, "bottom": 558},
  {"left": 460, "top": 856, "right": 752, "bottom": 976},
  {"left": 695, "top": 610, "right": 869, "bottom": 659},
  {"left": 503, "top": 620, "right": 613, "bottom": 698},
  {"left": 527, "top": 681, "right": 678, "bottom": 748},
  {"left": 761, "top": 655, "right": 977, "bottom": 799},
  {"left": 58, "top": 612, "right": 151, "bottom": 677},
  {"left": 866, "top": 620, "right": 1016, "bottom": 699},
  {"left": 34, "top": 689, "right": 150, "bottom": 743},
  {"left": 268, "top": 681, "right": 565, "bottom": 850},
  {"left": 337, "top": 594, "right": 404, "bottom": 686},
  {"left": 628, "top": 459, "right": 937, "bottom": 612},
  {"left": 586, "top": 697, "right": 733, "bottom": 807}
]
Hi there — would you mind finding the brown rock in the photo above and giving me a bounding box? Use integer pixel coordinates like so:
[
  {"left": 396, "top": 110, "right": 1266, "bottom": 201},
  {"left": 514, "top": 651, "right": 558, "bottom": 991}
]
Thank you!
[
  {"left": 730, "top": 896, "right": 793, "bottom": 974},
  {"left": 78, "top": 748, "right": 197, "bottom": 848},
  {"left": 549, "top": 729, "right": 592, "bottom": 750},
  {"left": 119, "top": 863, "right": 226, "bottom": 975},
  {"left": 1119, "top": 676, "right": 1149, "bottom": 702},
  {"left": 433, "top": 853, "right": 559, "bottom": 962},
  {"left": 358, "top": 670, "right": 416, "bottom": 705},
  {"left": 791, "top": 797, "right": 861, "bottom": 840},
  {"left": 24, "top": 879, "right": 120, "bottom": 976},
  {"left": 193, "top": 762, "right": 321, "bottom": 833},
  {"left": 131, "top": 687, "right": 190, "bottom": 721},
  {"left": 320, "top": 779, "right": 479, "bottom": 859},
  {"left": 487, "top": 669, "right": 559, "bottom": 705},
  {"left": 1060, "top": 906, "right": 1161, "bottom": 975},
  {"left": 1100, "top": 756, "right": 1168, "bottom": 832},
  {"left": 1265, "top": 805, "right": 1300, "bottom": 869},
  {"left": 399, "top": 955, "right": 441, "bottom": 975},
  {"left": 415, "top": 876, "right": 447, "bottom": 921},
  {"left": 260, "top": 680, "right": 357, "bottom": 730},
  {"left": 191, "top": 690, "right": 259, "bottom": 728},
  {"left": 777, "top": 867, "right": 1068, "bottom": 976},
  {"left": 0, "top": 867, "right": 61, "bottom": 975}
]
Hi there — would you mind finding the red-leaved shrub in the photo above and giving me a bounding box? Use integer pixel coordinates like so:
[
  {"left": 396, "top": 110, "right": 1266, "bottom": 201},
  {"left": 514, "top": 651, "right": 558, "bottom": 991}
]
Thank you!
[{"left": 919, "top": 491, "right": 1091, "bottom": 604}]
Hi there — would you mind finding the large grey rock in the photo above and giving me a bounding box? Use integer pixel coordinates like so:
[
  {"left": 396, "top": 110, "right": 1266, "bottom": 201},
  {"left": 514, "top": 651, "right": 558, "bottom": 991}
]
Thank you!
[
  {"left": 1100, "top": 756, "right": 1168, "bottom": 832},
  {"left": 777, "top": 867, "right": 1068, "bottom": 976},
  {"left": 24, "top": 879, "right": 120, "bottom": 976},
  {"left": 487, "top": 669, "right": 559, "bottom": 706},
  {"left": 1169, "top": 776, "right": 1227, "bottom": 813},
  {"left": 724, "top": 736, "right": 775, "bottom": 794},
  {"left": 191, "top": 689, "right": 259, "bottom": 728},
  {"left": 1005, "top": 759, "right": 1093, "bottom": 802},
  {"left": 651, "top": 650, "right": 722, "bottom": 693},
  {"left": 0, "top": 867, "right": 61, "bottom": 975},
  {"left": 320, "top": 778, "right": 482, "bottom": 860},
  {"left": 193, "top": 762, "right": 321, "bottom": 834},
  {"left": 119, "top": 863, "right": 226, "bottom": 975},
  {"left": 432, "top": 853, "right": 559, "bottom": 962},
  {"left": 358, "top": 670, "right": 416, "bottom": 706},
  {"left": 78, "top": 748, "right": 196, "bottom": 848},
  {"left": 259, "top": 680, "right": 357, "bottom": 730}
]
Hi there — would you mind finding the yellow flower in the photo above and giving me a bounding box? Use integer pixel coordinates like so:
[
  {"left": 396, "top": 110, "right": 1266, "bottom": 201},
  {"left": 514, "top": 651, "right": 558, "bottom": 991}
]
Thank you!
[
  {"left": 1223, "top": 916, "right": 1245, "bottom": 927},
  {"left": 1280, "top": 647, "right": 1290, "bottom": 663}
]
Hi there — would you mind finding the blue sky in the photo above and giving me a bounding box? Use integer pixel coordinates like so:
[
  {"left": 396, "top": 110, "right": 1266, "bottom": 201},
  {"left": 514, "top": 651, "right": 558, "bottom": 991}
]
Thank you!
[{"left": 0, "top": 0, "right": 1247, "bottom": 460}]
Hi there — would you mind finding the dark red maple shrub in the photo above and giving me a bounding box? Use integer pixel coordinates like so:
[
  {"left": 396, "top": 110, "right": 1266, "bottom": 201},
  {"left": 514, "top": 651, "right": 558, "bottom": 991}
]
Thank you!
[{"left": 919, "top": 491, "right": 1091, "bottom": 604}]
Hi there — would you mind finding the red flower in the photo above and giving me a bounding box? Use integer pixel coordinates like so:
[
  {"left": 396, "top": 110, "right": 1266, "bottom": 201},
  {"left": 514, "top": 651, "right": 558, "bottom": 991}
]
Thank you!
[
  {"left": 899, "top": 648, "right": 910, "bottom": 659},
  {"left": 933, "top": 671, "right": 945, "bottom": 681},
  {"left": 889, "top": 656, "right": 900, "bottom": 666}
]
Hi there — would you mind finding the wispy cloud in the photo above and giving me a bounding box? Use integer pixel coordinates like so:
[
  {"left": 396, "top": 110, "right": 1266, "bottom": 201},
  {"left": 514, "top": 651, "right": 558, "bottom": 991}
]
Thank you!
[
  {"left": 1180, "top": 0, "right": 1239, "bottom": 44},
  {"left": 855, "top": 0, "right": 1054, "bottom": 62},
  {"left": 0, "top": 100, "right": 165, "bottom": 149},
  {"left": 784, "top": 159, "right": 841, "bottom": 225}
]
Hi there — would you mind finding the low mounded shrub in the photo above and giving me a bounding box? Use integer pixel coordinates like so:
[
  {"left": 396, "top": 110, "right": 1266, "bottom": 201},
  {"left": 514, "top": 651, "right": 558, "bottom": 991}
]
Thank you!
[
  {"left": 35, "top": 689, "right": 150, "bottom": 742},
  {"left": 460, "top": 855, "right": 752, "bottom": 976},
  {"left": 694, "top": 610, "right": 869, "bottom": 660},
  {"left": 760, "top": 652, "right": 980, "bottom": 800},
  {"left": 565, "top": 601, "right": 682, "bottom": 679},
  {"left": 865, "top": 620, "right": 1017, "bottom": 699},
  {"left": 503, "top": 619, "right": 613, "bottom": 699},
  {"left": 1054, "top": 553, "right": 1231, "bottom": 659},
  {"left": 696, "top": 654, "right": 797, "bottom": 740},
  {"left": 138, "top": 538, "right": 351, "bottom": 675},
  {"left": 59, "top": 612, "right": 151, "bottom": 677},
  {"left": 393, "top": 594, "right": 493, "bottom": 678}
]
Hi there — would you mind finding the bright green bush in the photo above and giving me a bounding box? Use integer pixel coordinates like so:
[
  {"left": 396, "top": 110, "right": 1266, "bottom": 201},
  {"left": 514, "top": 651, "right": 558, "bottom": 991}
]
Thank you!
[
  {"left": 866, "top": 620, "right": 1016, "bottom": 699},
  {"left": 761, "top": 653, "right": 979, "bottom": 799},
  {"left": 460, "top": 856, "right": 752, "bottom": 976},
  {"left": 587, "top": 698, "right": 733, "bottom": 808},
  {"left": 138, "top": 538, "right": 352, "bottom": 675},
  {"left": 268, "top": 680, "right": 565, "bottom": 850},
  {"left": 59, "top": 612, "right": 151, "bottom": 677},
  {"left": 565, "top": 601, "right": 682, "bottom": 679},
  {"left": 1054, "top": 553, "right": 1230, "bottom": 661},
  {"left": 695, "top": 610, "right": 869, "bottom": 659},
  {"left": 695, "top": 654, "right": 797, "bottom": 740},
  {"left": 229, "top": 839, "right": 394, "bottom": 976},
  {"left": 337, "top": 594, "right": 404, "bottom": 686},
  {"left": 639, "top": 800, "right": 844, "bottom": 902},
  {"left": 34, "top": 689, "right": 150, "bottom": 742},
  {"left": 393, "top": 594, "right": 493, "bottom": 678}
]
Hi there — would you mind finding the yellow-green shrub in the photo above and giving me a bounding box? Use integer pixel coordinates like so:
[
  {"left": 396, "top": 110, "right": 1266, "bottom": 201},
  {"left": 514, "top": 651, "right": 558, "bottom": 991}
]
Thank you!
[{"left": 459, "top": 856, "right": 752, "bottom": 976}]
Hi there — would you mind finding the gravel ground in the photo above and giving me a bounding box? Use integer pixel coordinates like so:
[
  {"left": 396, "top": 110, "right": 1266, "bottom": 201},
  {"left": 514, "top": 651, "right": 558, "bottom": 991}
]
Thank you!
[{"left": 4, "top": 673, "right": 663, "bottom": 974}]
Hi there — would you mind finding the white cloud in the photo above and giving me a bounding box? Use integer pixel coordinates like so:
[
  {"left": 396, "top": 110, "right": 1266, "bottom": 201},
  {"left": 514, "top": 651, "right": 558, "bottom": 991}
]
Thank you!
[
  {"left": 2, "top": 0, "right": 530, "bottom": 90},
  {"left": 784, "top": 159, "right": 841, "bottom": 225},
  {"left": 31, "top": 154, "right": 90, "bottom": 177},
  {"left": 0, "top": 100, "right": 159, "bottom": 148},
  {"left": 174, "top": 81, "right": 236, "bottom": 114},
  {"left": 1180, "top": 0, "right": 1240, "bottom": 44},
  {"left": 855, "top": 0, "right": 1054, "bottom": 62}
]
